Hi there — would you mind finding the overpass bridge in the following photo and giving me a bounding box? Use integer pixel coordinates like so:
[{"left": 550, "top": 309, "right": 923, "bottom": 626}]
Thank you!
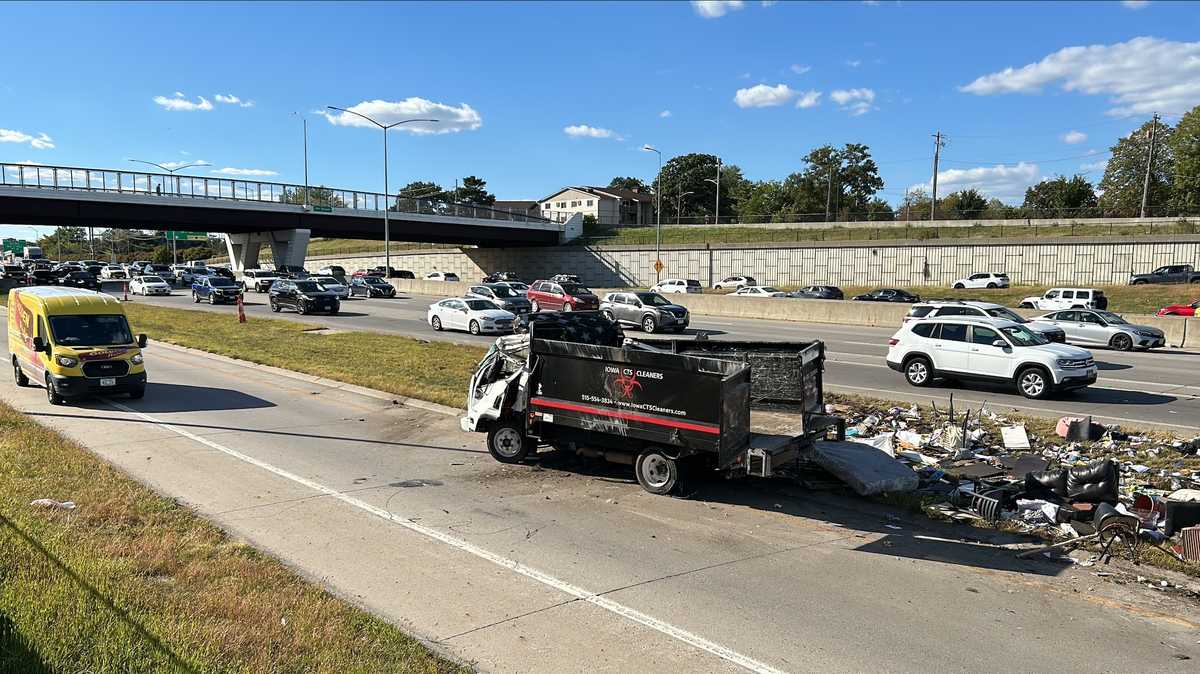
[{"left": 0, "top": 162, "right": 576, "bottom": 270}]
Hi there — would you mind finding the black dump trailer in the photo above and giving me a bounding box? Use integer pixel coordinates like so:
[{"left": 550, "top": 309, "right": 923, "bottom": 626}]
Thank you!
[{"left": 462, "top": 314, "right": 842, "bottom": 494}]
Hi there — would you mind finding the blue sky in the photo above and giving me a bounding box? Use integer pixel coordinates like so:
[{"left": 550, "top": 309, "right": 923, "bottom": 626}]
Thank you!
[{"left": 2, "top": 0, "right": 1199, "bottom": 239}]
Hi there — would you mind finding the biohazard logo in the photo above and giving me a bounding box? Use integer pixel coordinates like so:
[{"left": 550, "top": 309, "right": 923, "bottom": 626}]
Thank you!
[{"left": 611, "top": 372, "right": 642, "bottom": 399}]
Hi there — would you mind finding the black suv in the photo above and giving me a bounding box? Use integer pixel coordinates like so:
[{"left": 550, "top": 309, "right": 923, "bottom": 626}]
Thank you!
[
  {"left": 57, "top": 271, "right": 101, "bottom": 290},
  {"left": 348, "top": 276, "right": 396, "bottom": 298},
  {"left": 270, "top": 279, "right": 341, "bottom": 315}
]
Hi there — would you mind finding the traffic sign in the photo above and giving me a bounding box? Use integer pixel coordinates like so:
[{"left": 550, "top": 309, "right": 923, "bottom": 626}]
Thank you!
[
  {"left": 165, "top": 231, "right": 208, "bottom": 241},
  {"left": 1, "top": 238, "right": 30, "bottom": 253},
  {"left": 312, "top": 205, "right": 333, "bottom": 213},
  {"left": 653, "top": 259, "right": 664, "bottom": 274}
]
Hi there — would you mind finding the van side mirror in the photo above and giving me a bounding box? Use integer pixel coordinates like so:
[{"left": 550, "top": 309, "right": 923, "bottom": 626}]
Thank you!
[
  {"left": 992, "top": 339, "right": 1008, "bottom": 348},
  {"left": 137, "top": 334, "right": 148, "bottom": 348},
  {"left": 32, "top": 336, "right": 47, "bottom": 353}
]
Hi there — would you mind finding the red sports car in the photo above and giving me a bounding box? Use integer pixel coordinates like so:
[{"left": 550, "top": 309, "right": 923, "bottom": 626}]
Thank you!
[{"left": 1157, "top": 299, "right": 1199, "bottom": 317}]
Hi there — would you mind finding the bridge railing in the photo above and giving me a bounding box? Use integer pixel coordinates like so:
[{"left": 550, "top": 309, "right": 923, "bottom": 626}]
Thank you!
[{"left": 0, "top": 162, "right": 556, "bottom": 226}]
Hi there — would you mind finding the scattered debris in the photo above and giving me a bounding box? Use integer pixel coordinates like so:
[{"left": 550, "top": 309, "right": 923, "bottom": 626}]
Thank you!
[
  {"left": 29, "top": 499, "right": 76, "bottom": 510},
  {"left": 809, "top": 440, "right": 919, "bottom": 496}
]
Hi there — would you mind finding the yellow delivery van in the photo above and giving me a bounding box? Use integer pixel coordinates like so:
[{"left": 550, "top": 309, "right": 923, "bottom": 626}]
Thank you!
[{"left": 8, "top": 287, "right": 147, "bottom": 404}]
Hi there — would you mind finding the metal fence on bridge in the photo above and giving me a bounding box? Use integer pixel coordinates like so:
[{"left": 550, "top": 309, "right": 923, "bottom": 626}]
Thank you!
[{"left": 0, "top": 162, "right": 555, "bottom": 225}]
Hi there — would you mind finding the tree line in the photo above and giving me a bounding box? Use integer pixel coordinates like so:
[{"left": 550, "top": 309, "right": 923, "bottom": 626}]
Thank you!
[{"left": 608, "top": 104, "right": 1200, "bottom": 225}]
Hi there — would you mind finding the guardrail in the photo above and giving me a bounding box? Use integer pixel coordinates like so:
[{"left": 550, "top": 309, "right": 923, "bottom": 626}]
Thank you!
[{"left": 0, "top": 162, "right": 556, "bottom": 226}]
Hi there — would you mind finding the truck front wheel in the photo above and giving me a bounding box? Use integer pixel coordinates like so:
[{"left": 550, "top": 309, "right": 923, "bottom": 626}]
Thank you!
[
  {"left": 487, "top": 422, "right": 530, "bottom": 464},
  {"left": 635, "top": 448, "right": 680, "bottom": 495}
]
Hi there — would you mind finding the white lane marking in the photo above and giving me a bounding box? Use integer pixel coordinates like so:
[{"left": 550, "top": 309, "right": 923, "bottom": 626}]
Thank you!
[
  {"left": 823, "top": 383, "right": 1200, "bottom": 431},
  {"left": 104, "top": 400, "right": 787, "bottom": 674}
]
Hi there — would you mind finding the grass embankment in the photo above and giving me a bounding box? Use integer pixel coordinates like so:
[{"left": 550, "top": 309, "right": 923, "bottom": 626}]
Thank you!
[
  {"left": 584, "top": 219, "right": 1199, "bottom": 246},
  {"left": 0, "top": 402, "right": 469, "bottom": 674}
]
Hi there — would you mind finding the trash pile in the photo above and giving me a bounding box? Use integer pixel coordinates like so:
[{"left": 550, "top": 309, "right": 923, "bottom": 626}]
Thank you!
[{"left": 819, "top": 395, "right": 1200, "bottom": 565}]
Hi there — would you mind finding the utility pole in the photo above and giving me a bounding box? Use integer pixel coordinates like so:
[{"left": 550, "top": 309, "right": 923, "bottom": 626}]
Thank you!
[
  {"left": 825, "top": 160, "right": 836, "bottom": 222},
  {"left": 904, "top": 188, "right": 911, "bottom": 224},
  {"left": 714, "top": 157, "right": 722, "bottom": 225},
  {"left": 303, "top": 116, "right": 310, "bottom": 209},
  {"left": 930, "top": 131, "right": 945, "bottom": 221},
  {"left": 1140, "top": 113, "right": 1159, "bottom": 218}
]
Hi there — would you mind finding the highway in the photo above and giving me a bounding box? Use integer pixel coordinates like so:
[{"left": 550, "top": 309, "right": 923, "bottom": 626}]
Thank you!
[
  {"left": 123, "top": 287, "right": 1200, "bottom": 434},
  {"left": 4, "top": 339, "right": 1196, "bottom": 673}
]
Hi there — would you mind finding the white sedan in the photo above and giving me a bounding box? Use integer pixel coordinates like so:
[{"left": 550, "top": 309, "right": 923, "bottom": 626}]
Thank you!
[
  {"left": 129, "top": 275, "right": 172, "bottom": 295},
  {"left": 428, "top": 298, "right": 516, "bottom": 335},
  {"left": 952, "top": 273, "right": 1010, "bottom": 289},
  {"left": 733, "top": 285, "right": 788, "bottom": 298},
  {"left": 312, "top": 276, "right": 350, "bottom": 299}
]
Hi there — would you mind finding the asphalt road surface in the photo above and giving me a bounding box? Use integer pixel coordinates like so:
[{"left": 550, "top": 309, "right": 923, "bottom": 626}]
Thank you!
[
  {"left": 122, "top": 286, "right": 1200, "bottom": 434},
  {"left": 4, "top": 341, "right": 1197, "bottom": 673}
]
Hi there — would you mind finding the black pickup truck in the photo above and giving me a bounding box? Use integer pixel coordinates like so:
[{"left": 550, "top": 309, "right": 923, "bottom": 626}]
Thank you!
[
  {"left": 1128, "top": 264, "right": 1200, "bottom": 285},
  {"left": 460, "top": 313, "right": 841, "bottom": 494}
]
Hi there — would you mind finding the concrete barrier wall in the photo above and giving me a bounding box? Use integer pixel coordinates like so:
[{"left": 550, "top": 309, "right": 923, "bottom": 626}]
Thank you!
[{"left": 303, "top": 234, "right": 1200, "bottom": 289}]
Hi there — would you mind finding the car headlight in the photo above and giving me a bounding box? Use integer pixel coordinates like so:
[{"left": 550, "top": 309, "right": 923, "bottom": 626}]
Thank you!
[
  {"left": 55, "top": 355, "right": 79, "bottom": 368},
  {"left": 131, "top": 353, "right": 144, "bottom": 365},
  {"left": 1056, "top": 358, "right": 1089, "bottom": 368}
]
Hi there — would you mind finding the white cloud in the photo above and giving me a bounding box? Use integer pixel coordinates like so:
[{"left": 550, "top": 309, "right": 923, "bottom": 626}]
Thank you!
[
  {"left": 1121, "top": 1, "right": 1149, "bottom": 9},
  {"left": 1080, "top": 159, "right": 1109, "bottom": 173},
  {"left": 795, "top": 90, "right": 822, "bottom": 109},
  {"left": 734, "top": 83, "right": 797, "bottom": 108},
  {"left": 845, "top": 59, "right": 862, "bottom": 68},
  {"left": 789, "top": 64, "right": 811, "bottom": 75},
  {"left": 959, "top": 36, "right": 1200, "bottom": 116},
  {"left": 912, "top": 162, "right": 1041, "bottom": 202},
  {"left": 210, "top": 167, "right": 279, "bottom": 177},
  {"left": 1061, "top": 130, "right": 1088, "bottom": 144},
  {"left": 563, "top": 124, "right": 622, "bottom": 140},
  {"left": 0, "top": 129, "right": 54, "bottom": 149},
  {"left": 214, "top": 93, "right": 254, "bottom": 108},
  {"left": 830, "top": 88, "right": 876, "bottom": 115},
  {"left": 691, "top": 1, "right": 744, "bottom": 18},
  {"left": 659, "top": 110, "right": 672, "bottom": 118},
  {"left": 321, "top": 98, "right": 482, "bottom": 134},
  {"left": 153, "top": 93, "right": 213, "bottom": 112},
  {"left": 15, "top": 160, "right": 43, "bottom": 165}
]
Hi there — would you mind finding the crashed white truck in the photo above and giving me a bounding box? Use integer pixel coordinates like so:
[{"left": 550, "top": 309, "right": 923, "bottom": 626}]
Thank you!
[{"left": 459, "top": 313, "right": 886, "bottom": 495}]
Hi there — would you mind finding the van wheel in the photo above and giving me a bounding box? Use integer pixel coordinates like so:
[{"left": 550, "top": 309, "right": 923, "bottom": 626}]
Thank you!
[
  {"left": 45, "top": 375, "right": 64, "bottom": 405},
  {"left": 1016, "top": 366, "right": 1051, "bottom": 399},
  {"left": 904, "top": 356, "right": 933, "bottom": 387},
  {"left": 1110, "top": 333, "right": 1133, "bottom": 351},
  {"left": 642, "top": 315, "right": 657, "bottom": 333},
  {"left": 13, "top": 359, "right": 28, "bottom": 387},
  {"left": 487, "top": 422, "right": 530, "bottom": 464},
  {"left": 635, "top": 448, "right": 680, "bottom": 495}
]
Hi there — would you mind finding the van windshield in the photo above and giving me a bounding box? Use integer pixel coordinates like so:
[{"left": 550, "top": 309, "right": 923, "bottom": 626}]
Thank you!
[{"left": 49, "top": 315, "right": 134, "bottom": 346}]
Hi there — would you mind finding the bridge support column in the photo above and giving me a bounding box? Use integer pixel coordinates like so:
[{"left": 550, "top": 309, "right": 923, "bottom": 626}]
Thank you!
[
  {"left": 224, "top": 229, "right": 311, "bottom": 273},
  {"left": 559, "top": 213, "right": 584, "bottom": 243}
]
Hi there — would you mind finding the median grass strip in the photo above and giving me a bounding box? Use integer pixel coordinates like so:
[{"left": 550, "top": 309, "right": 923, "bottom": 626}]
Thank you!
[{"left": 0, "top": 401, "right": 470, "bottom": 674}]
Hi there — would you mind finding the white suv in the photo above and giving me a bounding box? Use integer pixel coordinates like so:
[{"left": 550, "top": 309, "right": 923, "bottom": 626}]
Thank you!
[
  {"left": 652, "top": 278, "right": 702, "bottom": 294},
  {"left": 886, "top": 316, "right": 1097, "bottom": 399},
  {"left": 1018, "top": 288, "right": 1108, "bottom": 311},
  {"left": 952, "top": 272, "right": 1010, "bottom": 289},
  {"left": 713, "top": 275, "right": 757, "bottom": 290},
  {"left": 904, "top": 300, "right": 1066, "bottom": 343}
]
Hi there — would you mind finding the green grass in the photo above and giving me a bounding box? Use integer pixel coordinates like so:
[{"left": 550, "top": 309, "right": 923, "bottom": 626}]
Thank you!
[
  {"left": 0, "top": 400, "right": 470, "bottom": 674},
  {"left": 580, "top": 219, "right": 1200, "bottom": 246}
]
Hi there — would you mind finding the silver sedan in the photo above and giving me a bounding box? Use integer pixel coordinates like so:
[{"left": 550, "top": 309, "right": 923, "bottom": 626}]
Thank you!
[{"left": 1035, "top": 309, "right": 1165, "bottom": 351}]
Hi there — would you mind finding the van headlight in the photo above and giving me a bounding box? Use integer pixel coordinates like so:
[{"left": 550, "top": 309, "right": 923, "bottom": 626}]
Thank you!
[
  {"left": 131, "top": 353, "right": 144, "bottom": 365},
  {"left": 55, "top": 355, "right": 79, "bottom": 368}
]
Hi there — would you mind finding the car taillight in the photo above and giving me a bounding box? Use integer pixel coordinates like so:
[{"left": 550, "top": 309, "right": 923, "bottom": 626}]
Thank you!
[{"left": 887, "top": 338, "right": 899, "bottom": 346}]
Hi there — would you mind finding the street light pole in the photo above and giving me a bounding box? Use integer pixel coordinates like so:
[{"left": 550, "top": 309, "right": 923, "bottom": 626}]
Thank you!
[
  {"left": 326, "top": 107, "right": 438, "bottom": 274},
  {"left": 704, "top": 157, "right": 722, "bottom": 225},
  {"left": 641, "top": 144, "right": 663, "bottom": 281},
  {"left": 128, "top": 159, "right": 211, "bottom": 264},
  {"left": 676, "top": 188, "right": 693, "bottom": 225}
]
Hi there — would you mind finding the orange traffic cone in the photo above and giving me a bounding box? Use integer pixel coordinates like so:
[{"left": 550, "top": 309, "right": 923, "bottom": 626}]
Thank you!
[{"left": 236, "top": 293, "right": 247, "bottom": 323}]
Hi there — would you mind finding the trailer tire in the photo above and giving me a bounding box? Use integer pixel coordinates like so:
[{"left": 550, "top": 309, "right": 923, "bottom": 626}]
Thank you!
[
  {"left": 487, "top": 422, "right": 530, "bottom": 464},
  {"left": 635, "top": 448, "right": 680, "bottom": 495}
]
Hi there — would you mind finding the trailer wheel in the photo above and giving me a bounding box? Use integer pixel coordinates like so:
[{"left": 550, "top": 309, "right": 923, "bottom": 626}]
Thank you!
[
  {"left": 635, "top": 448, "right": 680, "bottom": 495},
  {"left": 487, "top": 422, "right": 530, "bottom": 464}
]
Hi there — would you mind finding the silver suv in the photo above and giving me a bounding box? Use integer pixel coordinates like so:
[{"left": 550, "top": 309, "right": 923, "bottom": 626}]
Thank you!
[
  {"left": 600, "top": 291, "right": 689, "bottom": 333},
  {"left": 905, "top": 300, "right": 1066, "bottom": 343}
]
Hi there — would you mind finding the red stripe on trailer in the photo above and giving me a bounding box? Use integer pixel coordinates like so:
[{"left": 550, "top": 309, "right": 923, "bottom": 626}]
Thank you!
[{"left": 530, "top": 397, "right": 720, "bottom": 435}]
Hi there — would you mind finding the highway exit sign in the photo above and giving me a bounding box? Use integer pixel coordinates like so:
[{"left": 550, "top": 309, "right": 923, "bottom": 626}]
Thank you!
[
  {"left": 312, "top": 205, "right": 333, "bottom": 213},
  {"left": 165, "top": 231, "right": 208, "bottom": 241}
]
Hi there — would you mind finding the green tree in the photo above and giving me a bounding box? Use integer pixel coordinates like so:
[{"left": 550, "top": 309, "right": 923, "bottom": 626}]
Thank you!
[
  {"left": 944, "top": 188, "right": 988, "bottom": 219},
  {"left": 1167, "top": 105, "right": 1200, "bottom": 213},
  {"left": 396, "top": 180, "right": 448, "bottom": 213},
  {"left": 1022, "top": 175, "right": 1098, "bottom": 217},
  {"left": 897, "top": 188, "right": 932, "bottom": 222},
  {"left": 182, "top": 245, "right": 215, "bottom": 262},
  {"left": 457, "top": 176, "right": 495, "bottom": 205},
  {"left": 865, "top": 197, "right": 895, "bottom": 221},
  {"left": 280, "top": 185, "right": 346, "bottom": 208},
  {"left": 795, "top": 143, "right": 884, "bottom": 219},
  {"left": 150, "top": 244, "right": 173, "bottom": 265},
  {"left": 38, "top": 226, "right": 87, "bottom": 259},
  {"left": 653, "top": 153, "right": 744, "bottom": 223},
  {"left": 607, "top": 176, "right": 649, "bottom": 193},
  {"left": 1099, "top": 117, "right": 1175, "bottom": 216}
]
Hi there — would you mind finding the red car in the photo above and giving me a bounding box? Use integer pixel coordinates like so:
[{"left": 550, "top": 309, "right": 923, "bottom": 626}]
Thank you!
[
  {"left": 351, "top": 269, "right": 384, "bottom": 278},
  {"left": 527, "top": 279, "right": 600, "bottom": 312},
  {"left": 1157, "top": 299, "right": 1199, "bottom": 317}
]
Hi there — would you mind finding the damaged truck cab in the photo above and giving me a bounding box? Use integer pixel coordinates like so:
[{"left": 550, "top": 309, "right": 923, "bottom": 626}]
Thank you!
[{"left": 461, "top": 313, "right": 842, "bottom": 494}]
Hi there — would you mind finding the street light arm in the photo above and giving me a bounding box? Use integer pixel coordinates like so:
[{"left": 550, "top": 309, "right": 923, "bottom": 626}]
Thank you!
[{"left": 383, "top": 118, "right": 439, "bottom": 130}]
